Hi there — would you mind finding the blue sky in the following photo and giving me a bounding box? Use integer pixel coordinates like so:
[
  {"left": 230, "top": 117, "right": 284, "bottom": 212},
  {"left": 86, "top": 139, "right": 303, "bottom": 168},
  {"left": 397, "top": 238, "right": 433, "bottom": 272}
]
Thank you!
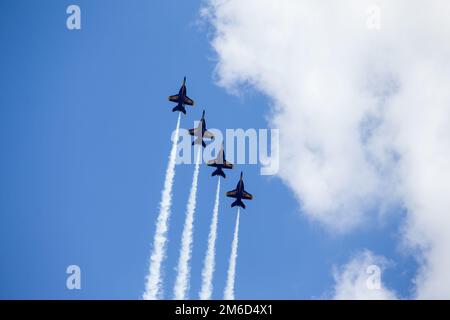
[{"left": 0, "top": 0, "right": 418, "bottom": 299}]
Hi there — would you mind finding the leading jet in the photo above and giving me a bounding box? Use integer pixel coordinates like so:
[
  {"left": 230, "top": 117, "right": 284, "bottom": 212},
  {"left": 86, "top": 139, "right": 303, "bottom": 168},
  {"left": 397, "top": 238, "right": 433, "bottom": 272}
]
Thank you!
[
  {"left": 168, "top": 76, "right": 194, "bottom": 114},
  {"left": 189, "top": 110, "right": 214, "bottom": 148},
  {"left": 226, "top": 172, "right": 253, "bottom": 209},
  {"left": 207, "top": 146, "right": 233, "bottom": 178}
]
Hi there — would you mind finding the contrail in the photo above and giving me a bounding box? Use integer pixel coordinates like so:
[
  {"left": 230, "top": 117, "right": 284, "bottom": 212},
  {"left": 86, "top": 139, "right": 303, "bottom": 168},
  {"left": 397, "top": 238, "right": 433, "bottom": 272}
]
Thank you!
[
  {"left": 143, "top": 113, "right": 181, "bottom": 300},
  {"left": 224, "top": 208, "right": 240, "bottom": 300},
  {"left": 199, "top": 178, "right": 221, "bottom": 300},
  {"left": 173, "top": 148, "right": 201, "bottom": 300}
]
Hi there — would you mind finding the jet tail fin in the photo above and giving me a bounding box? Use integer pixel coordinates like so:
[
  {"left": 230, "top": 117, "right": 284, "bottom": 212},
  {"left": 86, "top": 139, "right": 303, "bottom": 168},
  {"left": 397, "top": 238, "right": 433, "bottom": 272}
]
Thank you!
[
  {"left": 172, "top": 104, "right": 186, "bottom": 114},
  {"left": 212, "top": 168, "right": 226, "bottom": 178},
  {"left": 231, "top": 199, "right": 245, "bottom": 209}
]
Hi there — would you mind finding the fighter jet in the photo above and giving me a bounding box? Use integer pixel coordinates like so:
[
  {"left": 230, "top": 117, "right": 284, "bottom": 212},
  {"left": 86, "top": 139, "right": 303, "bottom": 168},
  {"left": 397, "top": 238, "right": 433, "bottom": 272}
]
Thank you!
[
  {"left": 168, "top": 76, "right": 194, "bottom": 114},
  {"left": 226, "top": 172, "right": 253, "bottom": 209},
  {"left": 207, "top": 146, "right": 233, "bottom": 178},
  {"left": 189, "top": 110, "right": 214, "bottom": 148}
]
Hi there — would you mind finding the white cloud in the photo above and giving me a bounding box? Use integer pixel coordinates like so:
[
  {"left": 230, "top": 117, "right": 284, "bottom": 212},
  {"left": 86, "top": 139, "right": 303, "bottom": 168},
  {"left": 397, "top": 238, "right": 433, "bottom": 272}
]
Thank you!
[
  {"left": 204, "top": 0, "right": 450, "bottom": 298},
  {"left": 333, "top": 250, "right": 397, "bottom": 300}
]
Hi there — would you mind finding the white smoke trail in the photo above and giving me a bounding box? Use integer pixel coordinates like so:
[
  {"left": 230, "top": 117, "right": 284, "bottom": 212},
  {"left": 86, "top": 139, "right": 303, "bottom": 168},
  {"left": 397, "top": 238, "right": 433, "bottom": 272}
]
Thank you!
[
  {"left": 199, "top": 178, "right": 221, "bottom": 300},
  {"left": 224, "top": 208, "right": 240, "bottom": 300},
  {"left": 173, "top": 148, "right": 201, "bottom": 300},
  {"left": 143, "top": 114, "right": 181, "bottom": 300}
]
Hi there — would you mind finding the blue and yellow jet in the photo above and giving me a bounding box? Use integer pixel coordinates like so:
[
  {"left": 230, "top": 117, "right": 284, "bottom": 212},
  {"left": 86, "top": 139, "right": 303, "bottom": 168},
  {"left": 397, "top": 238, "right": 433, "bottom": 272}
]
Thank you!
[
  {"left": 226, "top": 172, "right": 253, "bottom": 209},
  {"left": 189, "top": 110, "right": 214, "bottom": 148},
  {"left": 168, "top": 76, "right": 194, "bottom": 114},
  {"left": 207, "top": 145, "right": 233, "bottom": 178}
]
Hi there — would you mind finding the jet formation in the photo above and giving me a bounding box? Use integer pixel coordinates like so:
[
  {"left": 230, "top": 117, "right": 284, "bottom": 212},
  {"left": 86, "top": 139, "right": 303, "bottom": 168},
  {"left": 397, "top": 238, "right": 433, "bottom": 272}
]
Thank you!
[{"left": 168, "top": 77, "right": 253, "bottom": 209}]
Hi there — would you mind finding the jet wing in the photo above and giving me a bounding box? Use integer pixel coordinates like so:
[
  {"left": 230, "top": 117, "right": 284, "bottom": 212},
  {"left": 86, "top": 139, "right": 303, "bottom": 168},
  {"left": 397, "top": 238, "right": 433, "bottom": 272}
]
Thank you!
[
  {"left": 226, "top": 190, "right": 238, "bottom": 198},
  {"left": 223, "top": 160, "right": 233, "bottom": 169},
  {"left": 208, "top": 150, "right": 224, "bottom": 166},
  {"left": 207, "top": 159, "right": 231, "bottom": 167},
  {"left": 188, "top": 128, "right": 196, "bottom": 136},
  {"left": 168, "top": 94, "right": 179, "bottom": 102},
  {"left": 184, "top": 96, "right": 194, "bottom": 106},
  {"left": 242, "top": 190, "right": 253, "bottom": 200},
  {"left": 203, "top": 130, "right": 214, "bottom": 139}
]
